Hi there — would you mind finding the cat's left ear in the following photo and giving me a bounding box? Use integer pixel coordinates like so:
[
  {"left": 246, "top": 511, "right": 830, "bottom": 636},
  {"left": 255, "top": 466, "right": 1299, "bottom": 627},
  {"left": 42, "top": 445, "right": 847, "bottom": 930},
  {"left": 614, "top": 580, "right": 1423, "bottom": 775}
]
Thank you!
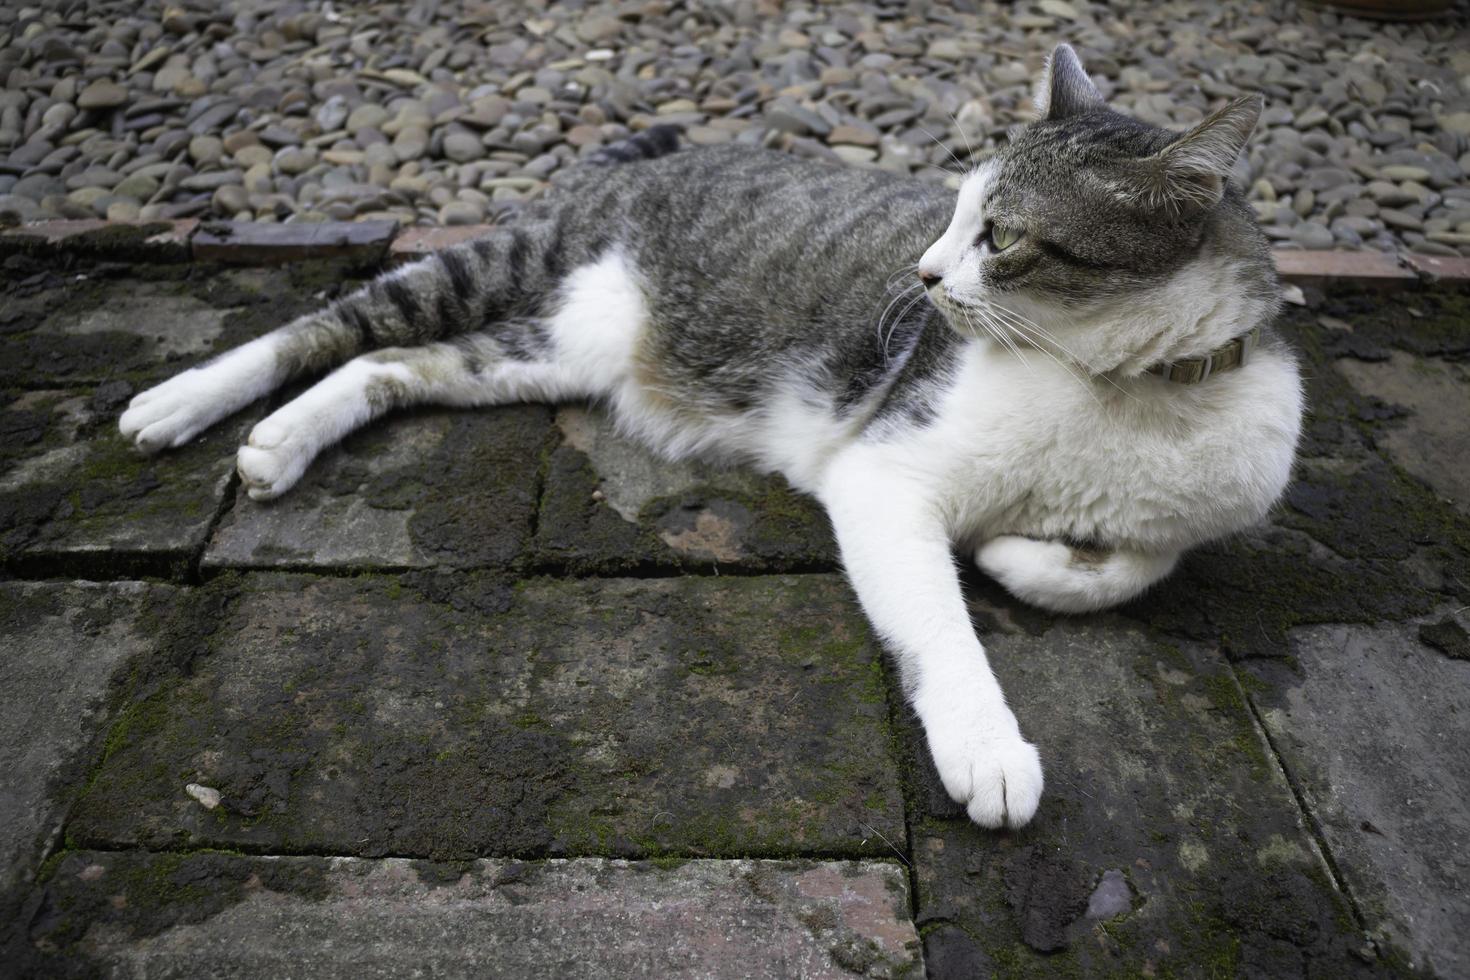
[
  {"left": 1034, "top": 44, "right": 1104, "bottom": 121},
  {"left": 1139, "top": 94, "right": 1262, "bottom": 210}
]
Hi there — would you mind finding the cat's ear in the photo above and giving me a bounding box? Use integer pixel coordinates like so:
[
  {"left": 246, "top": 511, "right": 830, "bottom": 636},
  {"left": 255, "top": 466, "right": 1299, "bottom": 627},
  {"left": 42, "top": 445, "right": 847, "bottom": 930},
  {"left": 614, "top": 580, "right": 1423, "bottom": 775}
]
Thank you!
[
  {"left": 1034, "top": 44, "right": 1103, "bottom": 121},
  {"left": 1139, "top": 95, "right": 1262, "bottom": 210}
]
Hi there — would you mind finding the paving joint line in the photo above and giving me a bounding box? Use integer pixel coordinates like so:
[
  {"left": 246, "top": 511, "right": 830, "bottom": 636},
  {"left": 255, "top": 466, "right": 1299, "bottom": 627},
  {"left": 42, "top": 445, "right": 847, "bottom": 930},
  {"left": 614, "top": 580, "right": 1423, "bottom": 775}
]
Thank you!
[{"left": 1225, "top": 658, "right": 1373, "bottom": 938}]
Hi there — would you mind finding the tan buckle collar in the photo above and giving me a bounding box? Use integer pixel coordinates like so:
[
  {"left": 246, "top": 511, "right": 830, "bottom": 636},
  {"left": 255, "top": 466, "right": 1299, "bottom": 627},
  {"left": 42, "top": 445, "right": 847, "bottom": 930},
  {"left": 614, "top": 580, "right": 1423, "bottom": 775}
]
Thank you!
[{"left": 1145, "top": 326, "right": 1261, "bottom": 384}]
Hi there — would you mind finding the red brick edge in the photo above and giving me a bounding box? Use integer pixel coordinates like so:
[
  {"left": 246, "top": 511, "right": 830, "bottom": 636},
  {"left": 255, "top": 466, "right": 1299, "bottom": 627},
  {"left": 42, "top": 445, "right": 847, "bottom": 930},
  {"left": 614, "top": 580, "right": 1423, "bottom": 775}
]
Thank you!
[{"left": 1, "top": 219, "right": 1467, "bottom": 285}]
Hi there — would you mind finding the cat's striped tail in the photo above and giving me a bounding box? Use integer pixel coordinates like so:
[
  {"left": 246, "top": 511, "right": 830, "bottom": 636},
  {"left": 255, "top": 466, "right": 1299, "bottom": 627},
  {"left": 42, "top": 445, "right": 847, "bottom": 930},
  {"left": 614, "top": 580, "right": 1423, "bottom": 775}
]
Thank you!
[{"left": 587, "top": 124, "right": 683, "bottom": 166}]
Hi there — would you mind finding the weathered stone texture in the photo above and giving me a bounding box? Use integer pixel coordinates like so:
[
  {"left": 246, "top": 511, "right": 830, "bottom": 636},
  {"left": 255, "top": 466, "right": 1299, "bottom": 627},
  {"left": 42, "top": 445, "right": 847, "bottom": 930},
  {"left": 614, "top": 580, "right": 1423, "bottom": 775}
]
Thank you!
[
  {"left": 0, "top": 581, "right": 170, "bottom": 892},
  {"left": 535, "top": 406, "right": 836, "bottom": 573},
  {"left": 205, "top": 407, "right": 553, "bottom": 570},
  {"left": 1337, "top": 352, "right": 1470, "bottom": 517},
  {"left": 904, "top": 613, "right": 1376, "bottom": 978},
  {"left": 69, "top": 573, "right": 903, "bottom": 860},
  {"left": 1247, "top": 622, "right": 1470, "bottom": 978},
  {"left": 18, "top": 853, "right": 920, "bottom": 979},
  {"left": 0, "top": 388, "right": 254, "bottom": 573}
]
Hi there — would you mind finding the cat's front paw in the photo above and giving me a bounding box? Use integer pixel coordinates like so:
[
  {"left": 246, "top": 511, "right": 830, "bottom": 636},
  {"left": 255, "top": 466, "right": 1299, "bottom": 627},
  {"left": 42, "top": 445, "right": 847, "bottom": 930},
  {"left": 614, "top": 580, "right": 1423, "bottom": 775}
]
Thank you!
[
  {"left": 236, "top": 419, "right": 314, "bottom": 501},
  {"left": 929, "top": 727, "right": 1044, "bottom": 829},
  {"left": 118, "top": 370, "right": 225, "bottom": 453}
]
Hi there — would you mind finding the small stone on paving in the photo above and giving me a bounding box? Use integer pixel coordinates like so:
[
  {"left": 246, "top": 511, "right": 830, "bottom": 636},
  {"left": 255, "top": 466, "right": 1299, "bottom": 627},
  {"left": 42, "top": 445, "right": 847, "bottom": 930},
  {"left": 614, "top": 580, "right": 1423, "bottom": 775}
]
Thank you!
[
  {"left": 69, "top": 573, "right": 903, "bottom": 860},
  {"left": 905, "top": 614, "right": 1372, "bottom": 977}
]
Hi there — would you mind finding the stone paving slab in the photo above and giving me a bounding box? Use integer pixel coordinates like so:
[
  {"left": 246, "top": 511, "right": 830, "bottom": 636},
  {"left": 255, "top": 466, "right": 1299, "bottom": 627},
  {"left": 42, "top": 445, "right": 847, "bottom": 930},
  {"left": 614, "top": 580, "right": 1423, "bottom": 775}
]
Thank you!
[
  {"left": 0, "top": 388, "right": 255, "bottom": 575},
  {"left": 14, "top": 853, "right": 920, "bottom": 980},
  {"left": 0, "top": 260, "right": 357, "bottom": 391},
  {"left": 68, "top": 572, "right": 903, "bottom": 861},
  {"left": 1244, "top": 622, "right": 1470, "bottom": 979},
  {"left": 204, "top": 406, "right": 553, "bottom": 571},
  {"left": 904, "top": 612, "right": 1378, "bottom": 978},
  {"left": 1337, "top": 352, "right": 1470, "bottom": 517},
  {"left": 0, "top": 581, "right": 171, "bottom": 894},
  {"left": 535, "top": 406, "right": 836, "bottom": 574}
]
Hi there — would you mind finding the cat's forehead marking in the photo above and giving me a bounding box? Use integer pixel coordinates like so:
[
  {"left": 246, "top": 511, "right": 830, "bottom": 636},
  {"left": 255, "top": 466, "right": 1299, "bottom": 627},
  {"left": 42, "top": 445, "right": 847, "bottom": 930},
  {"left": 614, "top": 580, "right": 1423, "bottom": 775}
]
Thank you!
[{"left": 957, "top": 162, "right": 997, "bottom": 216}]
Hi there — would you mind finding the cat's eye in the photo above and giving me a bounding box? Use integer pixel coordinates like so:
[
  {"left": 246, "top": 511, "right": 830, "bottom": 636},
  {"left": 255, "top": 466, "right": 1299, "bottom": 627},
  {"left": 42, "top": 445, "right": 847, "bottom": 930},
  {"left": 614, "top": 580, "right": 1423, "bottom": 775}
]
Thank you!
[{"left": 990, "top": 224, "right": 1023, "bottom": 251}]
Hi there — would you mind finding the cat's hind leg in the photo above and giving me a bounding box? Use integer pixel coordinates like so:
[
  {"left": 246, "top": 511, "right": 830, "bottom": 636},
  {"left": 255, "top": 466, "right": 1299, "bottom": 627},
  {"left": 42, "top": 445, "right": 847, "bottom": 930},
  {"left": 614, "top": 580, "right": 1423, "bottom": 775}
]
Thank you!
[
  {"left": 236, "top": 327, "right": 591, "bottom": 500},
  {"left": 975, "top": 536, "right": 1179, "bottom": 613}
]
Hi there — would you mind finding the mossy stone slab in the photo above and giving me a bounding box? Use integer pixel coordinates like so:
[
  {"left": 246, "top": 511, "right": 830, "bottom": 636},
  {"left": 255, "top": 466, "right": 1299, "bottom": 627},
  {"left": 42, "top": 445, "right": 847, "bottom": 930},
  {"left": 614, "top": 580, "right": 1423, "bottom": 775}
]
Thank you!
[
  {"left": 535, "top": 406, "right": 837, "bottom": 574},
  {"left": 203, "top": 406, "right": 554, "bottom": 571},
  {"left": 1336, "top": 352, "right": 1470, "bottom": 517},
  {"left": 0, "top": 262, "right": 361, "bottom": 391},
  {"left": 0, "top": 581, "right": 173, "bottom": 894},
  {"left": 18, "top": 853, "right": 920, "bottom": 979},
  {"left": 1244, "top": 623, "right": 1470, "bottom": 978},
  {"left": 0, "top": 388, "right": 256, "bottom": 575},
  {"left": 68, "top": 572, "right": 903, "bottom": 860},
  {"left": 903, "top": 615, "right": 1377, "bottom": 979}
]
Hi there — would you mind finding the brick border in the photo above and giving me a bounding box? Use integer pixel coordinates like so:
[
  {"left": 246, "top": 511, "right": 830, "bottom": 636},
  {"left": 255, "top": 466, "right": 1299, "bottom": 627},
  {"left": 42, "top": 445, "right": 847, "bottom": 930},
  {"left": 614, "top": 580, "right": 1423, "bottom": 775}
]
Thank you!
[{"left": 1, "top": 219, "right": 1467, "bottom": 286}]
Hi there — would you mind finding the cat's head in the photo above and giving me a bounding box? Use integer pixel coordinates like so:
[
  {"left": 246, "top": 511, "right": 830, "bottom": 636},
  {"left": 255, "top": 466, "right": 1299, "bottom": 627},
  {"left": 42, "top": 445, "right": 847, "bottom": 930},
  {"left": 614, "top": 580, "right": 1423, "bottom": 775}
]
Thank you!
[{"left": 918, "top": 44, "right": 1280, "bottom": 376}]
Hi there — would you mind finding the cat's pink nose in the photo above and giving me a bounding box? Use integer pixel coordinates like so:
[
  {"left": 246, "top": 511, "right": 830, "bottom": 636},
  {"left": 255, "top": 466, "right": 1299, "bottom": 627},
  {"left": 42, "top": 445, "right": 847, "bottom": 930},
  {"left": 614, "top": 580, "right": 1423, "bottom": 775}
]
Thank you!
[{"left": 918, "top": 269, "right": 941, "bottom": 286}]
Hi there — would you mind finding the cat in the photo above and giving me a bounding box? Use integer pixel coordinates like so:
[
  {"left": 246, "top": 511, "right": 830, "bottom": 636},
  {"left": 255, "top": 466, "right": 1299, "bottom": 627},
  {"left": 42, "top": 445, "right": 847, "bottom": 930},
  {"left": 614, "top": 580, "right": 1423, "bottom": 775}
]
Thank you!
[{"left": 118, "top": 45, "right": 1302, "bottom": 830}]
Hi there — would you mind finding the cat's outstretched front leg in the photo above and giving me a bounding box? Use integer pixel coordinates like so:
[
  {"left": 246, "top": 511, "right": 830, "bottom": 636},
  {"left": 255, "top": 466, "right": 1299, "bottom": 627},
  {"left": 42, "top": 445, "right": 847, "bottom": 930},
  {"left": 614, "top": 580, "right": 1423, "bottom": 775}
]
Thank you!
[
  {"left": 820, "top": 449, "right": 1044, "bottom": 829},
  {"left": 976, "top": 537, "right": 1179, "bottom": 613}
]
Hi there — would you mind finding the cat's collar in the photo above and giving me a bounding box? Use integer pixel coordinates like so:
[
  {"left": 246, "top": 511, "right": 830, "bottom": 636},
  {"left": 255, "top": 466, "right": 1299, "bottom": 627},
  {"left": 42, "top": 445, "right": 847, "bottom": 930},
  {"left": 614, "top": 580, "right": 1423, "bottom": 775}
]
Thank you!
[{"left": 1145, "top": 326, "right": 1260, "bottom": 385}]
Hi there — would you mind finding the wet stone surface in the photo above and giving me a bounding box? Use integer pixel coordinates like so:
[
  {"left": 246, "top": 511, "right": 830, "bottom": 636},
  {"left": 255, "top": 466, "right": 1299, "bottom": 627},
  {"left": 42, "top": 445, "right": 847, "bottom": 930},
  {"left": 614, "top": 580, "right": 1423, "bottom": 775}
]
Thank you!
[
  {"left": 0, "top": 259, "right": 362, "bottom": 391},
  {"left": 0, "top": 581, "right": 170, "bottom": 896},
  {"left": 205, "top": 406, "right": 554, "bottom": 571},
  {"left": 0, "top": 259, "right": 367, "bottom": 574},
  {"left": 67, "top": 573, "right": 903, "bottom": 861},
  {"left": 4, "top": 259, "right": 1470, "bottom": 976},
  {"left": 1336, "top": 352, "right": 1470, "bottom": 517},
  {"left": 0, "top": 386, "right": 256, "bottom": 575},
  {"left": 14, "top": 853, "right": 920, "bottom": 980},
  {"left": 902, "top": 612, "right": 1375, "bottom": 979},
  {"left": 1246, "top": 622, "right": 1470, "bottom": 979},
  {"left": 535, "top": 406, "right": 836, "bottom": 574}
]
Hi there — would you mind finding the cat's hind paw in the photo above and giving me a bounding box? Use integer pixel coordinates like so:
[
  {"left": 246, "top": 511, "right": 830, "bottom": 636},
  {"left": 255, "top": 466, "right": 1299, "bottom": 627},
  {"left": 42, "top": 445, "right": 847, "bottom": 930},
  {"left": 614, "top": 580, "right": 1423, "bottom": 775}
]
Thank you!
[
  {"left": 119, "top": 370, "right": 225, "bottom": 453},
  {"left": 236, "top": 420, "right": 313, "bottom": 501},
  {"left": 931, "top": 731, "right": 1044, "bottom": 829}
]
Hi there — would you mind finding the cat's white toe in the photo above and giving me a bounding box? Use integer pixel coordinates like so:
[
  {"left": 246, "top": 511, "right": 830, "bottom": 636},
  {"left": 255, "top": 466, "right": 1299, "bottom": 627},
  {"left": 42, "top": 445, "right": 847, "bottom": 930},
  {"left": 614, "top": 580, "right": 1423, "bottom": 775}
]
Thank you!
[
  {"left": 237, "top": 424, "right": 313, "bottom": 500},
  {"left": 119, "top": 371, "right": 221, "bottom": 453},
  {"left": 247, "top": 419, "right": 289, "bottom": 450},
  {"left": 931, "top": 730, "right": 1044, "bottom": 830}
]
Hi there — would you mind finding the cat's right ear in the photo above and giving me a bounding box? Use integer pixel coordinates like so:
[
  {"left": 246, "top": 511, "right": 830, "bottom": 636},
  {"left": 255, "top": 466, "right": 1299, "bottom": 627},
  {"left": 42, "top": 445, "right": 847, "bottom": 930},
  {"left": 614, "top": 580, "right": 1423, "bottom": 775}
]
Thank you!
[
  {"left": 1034, "top": 44, "right": 1104, "bottom": 121},
  {"left": 1138, "top": 94, "right": 1262, "bottom": 212}
]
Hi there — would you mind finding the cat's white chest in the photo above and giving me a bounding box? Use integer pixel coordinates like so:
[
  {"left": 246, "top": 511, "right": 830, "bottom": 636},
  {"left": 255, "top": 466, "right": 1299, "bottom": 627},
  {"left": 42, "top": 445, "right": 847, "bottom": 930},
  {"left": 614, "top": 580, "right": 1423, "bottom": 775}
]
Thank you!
[{"left": 916, "top": 340, "right": 1301, "bottom": 551}]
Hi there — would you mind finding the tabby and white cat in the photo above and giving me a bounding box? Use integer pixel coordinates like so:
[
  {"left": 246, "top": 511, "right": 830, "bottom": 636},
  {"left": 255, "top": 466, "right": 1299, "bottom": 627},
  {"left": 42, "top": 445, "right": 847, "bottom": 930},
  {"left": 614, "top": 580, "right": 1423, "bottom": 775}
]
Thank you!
[{"left": 119, "top": 46, "right": 1302, "bottom": 829}]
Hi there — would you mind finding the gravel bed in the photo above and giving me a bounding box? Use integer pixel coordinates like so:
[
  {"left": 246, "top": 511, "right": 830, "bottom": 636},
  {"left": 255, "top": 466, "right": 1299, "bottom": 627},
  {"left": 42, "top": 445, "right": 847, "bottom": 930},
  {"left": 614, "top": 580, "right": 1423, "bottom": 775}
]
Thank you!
[{"left": 0, "top": 0, "right": 1468, "bottom": 255}]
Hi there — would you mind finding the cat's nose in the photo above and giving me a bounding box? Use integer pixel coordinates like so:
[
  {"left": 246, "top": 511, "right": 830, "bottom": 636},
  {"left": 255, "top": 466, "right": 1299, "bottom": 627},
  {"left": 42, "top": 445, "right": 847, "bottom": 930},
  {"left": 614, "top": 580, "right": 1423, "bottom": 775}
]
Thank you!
[{"left": 918, "top": 269, "right": 942, "bottom": 286}]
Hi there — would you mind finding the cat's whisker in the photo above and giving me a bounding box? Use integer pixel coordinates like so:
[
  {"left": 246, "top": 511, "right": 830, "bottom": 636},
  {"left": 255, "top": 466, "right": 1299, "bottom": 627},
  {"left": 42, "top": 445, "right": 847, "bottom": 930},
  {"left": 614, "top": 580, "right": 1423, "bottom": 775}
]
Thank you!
[
  {"left": 876, "top": 280, "right": 925, "bottom": 358},
  {"left": 984, "top": 307, "right": 1109, "bottom": 408},
  {"left": 875, "top": 280, "right": 921, "bottom": 333},
  {"left": 975, "top": 309, "right": 1035, "bottom": 375},
  {"left": 988, "top": 302, "right": 1140, "bottom": 404},
  {"left": 941, "top": 104, "right": 977, "bottom": 169},
  {"left": 915, "top": 125, "right": 965, "bottom": 177},
  {"left": 884, "top": 286, "right": 931, "bottom": 361}
]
